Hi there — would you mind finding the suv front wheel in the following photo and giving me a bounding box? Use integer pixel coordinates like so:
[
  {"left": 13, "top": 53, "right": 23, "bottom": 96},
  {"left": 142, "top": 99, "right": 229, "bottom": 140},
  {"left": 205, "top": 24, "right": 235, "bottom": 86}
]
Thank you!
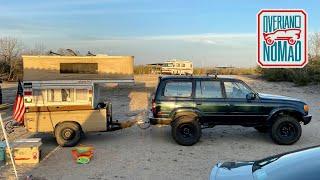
[
  {"left": 171, "top": 116, "right": 201, "bottom": 146},
  {"left": 270, "top": 115, "right": 302, "bottom": 145}
]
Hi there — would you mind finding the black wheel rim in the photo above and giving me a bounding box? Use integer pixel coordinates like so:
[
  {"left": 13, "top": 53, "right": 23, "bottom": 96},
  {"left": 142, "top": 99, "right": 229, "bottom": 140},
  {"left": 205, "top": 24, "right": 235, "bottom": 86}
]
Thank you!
[
  {"left": 277, "top": 122, "right": 296, "bottom": 139},
  {"left": 178, "top": 124, "right": 195, "bottom": 139},
  {"left": 61, "top": 128, "right": 75, "bottom": 140}
]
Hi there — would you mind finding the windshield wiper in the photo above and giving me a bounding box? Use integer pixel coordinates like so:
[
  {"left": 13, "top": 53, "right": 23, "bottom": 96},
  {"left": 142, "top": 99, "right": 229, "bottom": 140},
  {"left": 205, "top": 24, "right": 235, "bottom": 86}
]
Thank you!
[{"left": 252, "top": 157, "right": 279, "bottom": 172}]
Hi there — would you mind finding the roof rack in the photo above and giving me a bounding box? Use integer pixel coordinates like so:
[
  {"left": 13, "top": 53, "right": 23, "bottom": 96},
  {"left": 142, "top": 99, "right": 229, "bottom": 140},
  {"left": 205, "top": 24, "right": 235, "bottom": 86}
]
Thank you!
[{"left": 206, "top": 73, "right": 218, "bottom": 79}]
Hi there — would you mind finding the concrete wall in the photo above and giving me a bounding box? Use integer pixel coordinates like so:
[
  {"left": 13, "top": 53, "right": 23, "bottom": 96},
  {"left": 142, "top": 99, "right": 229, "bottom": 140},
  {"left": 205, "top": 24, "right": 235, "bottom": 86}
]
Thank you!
[{"left": 23, "top": 56, "right": 134, "bottom": 81}]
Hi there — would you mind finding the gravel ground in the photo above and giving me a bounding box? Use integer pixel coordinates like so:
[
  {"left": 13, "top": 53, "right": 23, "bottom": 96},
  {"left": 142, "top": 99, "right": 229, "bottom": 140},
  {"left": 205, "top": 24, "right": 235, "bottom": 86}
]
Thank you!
[{"left": 0, "top": 75, "right": 319, "bottom": 180}]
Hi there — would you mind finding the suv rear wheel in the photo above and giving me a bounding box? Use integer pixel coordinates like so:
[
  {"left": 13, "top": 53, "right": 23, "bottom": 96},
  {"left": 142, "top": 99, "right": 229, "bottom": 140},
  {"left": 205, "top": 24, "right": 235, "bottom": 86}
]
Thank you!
[
  {"left": 171, "top": 116, "right": 201, "bottom": 146},
  {"left": 270, "top": 115, "right": 301, "bottom": 145}
]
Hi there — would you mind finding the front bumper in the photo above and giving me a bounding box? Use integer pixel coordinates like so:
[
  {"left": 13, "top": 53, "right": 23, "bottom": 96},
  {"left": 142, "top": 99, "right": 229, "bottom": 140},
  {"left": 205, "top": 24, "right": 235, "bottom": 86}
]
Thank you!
[{"left": 302, "top": 115, "right": 312, "bottom": 125}]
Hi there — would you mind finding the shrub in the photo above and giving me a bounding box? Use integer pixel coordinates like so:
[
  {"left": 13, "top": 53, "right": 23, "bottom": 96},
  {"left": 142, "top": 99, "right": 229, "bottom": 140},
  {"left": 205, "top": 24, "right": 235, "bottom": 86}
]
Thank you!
[
  {"left": 134, "top": 65, "right": 152, "bottom": 74},
  {"left": 259, "top": 56, "right": 320, "bottom": 86}
]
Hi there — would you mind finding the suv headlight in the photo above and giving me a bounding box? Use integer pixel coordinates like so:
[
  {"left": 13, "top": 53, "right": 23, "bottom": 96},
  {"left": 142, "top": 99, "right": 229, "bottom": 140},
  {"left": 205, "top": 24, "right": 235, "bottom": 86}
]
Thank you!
[{"left": 304, "top": 105, "right": 309, "bottom": 112}]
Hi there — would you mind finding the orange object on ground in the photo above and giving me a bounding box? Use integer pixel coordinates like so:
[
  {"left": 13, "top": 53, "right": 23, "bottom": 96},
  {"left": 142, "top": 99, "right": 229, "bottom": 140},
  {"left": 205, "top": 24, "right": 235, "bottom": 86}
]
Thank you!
[{"left": 71, "top": 145, "right": 94, "bottom": 163}]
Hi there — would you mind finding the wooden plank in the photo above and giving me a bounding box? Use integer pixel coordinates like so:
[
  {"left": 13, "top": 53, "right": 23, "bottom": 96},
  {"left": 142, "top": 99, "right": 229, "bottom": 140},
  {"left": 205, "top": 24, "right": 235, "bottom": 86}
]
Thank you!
[{"left": 26, "top": 105, "right": 94, "bottom": 112}]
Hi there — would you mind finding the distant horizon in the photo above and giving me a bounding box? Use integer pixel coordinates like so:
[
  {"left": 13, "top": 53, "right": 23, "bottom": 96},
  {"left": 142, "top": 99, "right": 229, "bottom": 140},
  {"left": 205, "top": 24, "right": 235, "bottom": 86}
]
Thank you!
[{"left": 1, "top": 0, "right": 319, "bottom": 67}]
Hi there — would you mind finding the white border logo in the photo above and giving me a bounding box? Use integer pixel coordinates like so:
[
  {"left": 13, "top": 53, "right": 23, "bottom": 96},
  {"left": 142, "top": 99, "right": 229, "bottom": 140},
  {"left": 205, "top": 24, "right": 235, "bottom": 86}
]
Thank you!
[{"left": 257, "top": 9, "right": 308, "bottom": 68}]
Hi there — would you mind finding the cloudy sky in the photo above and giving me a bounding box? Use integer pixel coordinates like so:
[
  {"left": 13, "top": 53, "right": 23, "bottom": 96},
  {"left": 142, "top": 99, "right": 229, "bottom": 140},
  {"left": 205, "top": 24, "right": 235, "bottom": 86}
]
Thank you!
[{"left": 1, "top": 0, "right": 319, "bottom": 67}]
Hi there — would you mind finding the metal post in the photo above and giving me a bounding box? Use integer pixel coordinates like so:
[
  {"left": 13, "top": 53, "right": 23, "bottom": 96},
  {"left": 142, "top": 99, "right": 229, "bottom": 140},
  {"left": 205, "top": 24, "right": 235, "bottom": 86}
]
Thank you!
[{"left": 0, "top": 115, "right": 18, "bottom": 179}]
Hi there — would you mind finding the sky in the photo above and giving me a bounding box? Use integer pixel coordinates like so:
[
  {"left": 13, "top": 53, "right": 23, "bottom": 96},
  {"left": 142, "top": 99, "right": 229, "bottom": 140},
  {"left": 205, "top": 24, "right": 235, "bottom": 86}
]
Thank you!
[{"left": 1, "top": 0, "right": 319, "bottom": 67}]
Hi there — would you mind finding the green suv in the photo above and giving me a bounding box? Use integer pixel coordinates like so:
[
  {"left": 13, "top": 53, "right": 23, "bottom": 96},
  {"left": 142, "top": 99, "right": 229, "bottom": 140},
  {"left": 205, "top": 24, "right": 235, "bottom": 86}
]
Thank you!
[{"left": 149, "top": 76, "right": 312, "bottom": 146}]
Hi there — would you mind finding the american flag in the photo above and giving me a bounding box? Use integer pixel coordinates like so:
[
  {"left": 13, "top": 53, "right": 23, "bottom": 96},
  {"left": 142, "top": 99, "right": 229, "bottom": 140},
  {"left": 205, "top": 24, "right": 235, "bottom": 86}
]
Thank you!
[{"left": 13, "top": 80, "right": 25, "bottom": 124}]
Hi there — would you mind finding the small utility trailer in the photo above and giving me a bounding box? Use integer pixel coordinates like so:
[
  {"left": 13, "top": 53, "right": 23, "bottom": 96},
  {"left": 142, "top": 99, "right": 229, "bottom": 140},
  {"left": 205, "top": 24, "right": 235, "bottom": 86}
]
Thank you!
[
  {"left": 23, "top": 79, "right": 137, "bottom": 146},
  {"left": 18, "top": 54, "right": 140, "bottom": 146}
]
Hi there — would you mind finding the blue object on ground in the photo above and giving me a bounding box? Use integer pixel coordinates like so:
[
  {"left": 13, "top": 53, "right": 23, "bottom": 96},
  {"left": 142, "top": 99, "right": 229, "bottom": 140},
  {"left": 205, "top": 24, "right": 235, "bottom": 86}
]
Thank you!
[{"left": 0, "top": 141, "right": 6, "bottom": 163}]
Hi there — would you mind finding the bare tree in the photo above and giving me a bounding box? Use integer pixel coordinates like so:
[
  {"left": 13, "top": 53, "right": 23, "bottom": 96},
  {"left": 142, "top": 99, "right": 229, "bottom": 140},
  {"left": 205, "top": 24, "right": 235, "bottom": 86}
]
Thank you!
[
  {"left": 24, "top": 43, "right": 47, "bottom": 55},
  {"left": 0, "top": 37, "right": 23, "bottom": 80},
  {"left": 310, "top": 32, "right": 320, "bottom": 58}
]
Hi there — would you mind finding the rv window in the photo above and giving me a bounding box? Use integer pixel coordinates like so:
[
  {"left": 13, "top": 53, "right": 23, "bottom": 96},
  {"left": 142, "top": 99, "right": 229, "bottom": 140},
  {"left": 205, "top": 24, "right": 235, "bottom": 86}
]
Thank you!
[
  {"left": 176, "top": 64, "right": 180, "bottom": 67},
  {"left": 48, "top": 89, "right": 74, "bottom": 102},
  {"left": 182, "top": 64, "right": 185, "bottom": 67},
  {"left": 60, "top": 63, "right": 98, "bottom": 74},
  {"left": 164, "top": 63, "right": 174, "bottom": 67},
  {"left": 76, "top": 89, "right": 88, "bottom": 101},
  {"left": 190, "top": 64, "right": 192, "bottom": 68}
]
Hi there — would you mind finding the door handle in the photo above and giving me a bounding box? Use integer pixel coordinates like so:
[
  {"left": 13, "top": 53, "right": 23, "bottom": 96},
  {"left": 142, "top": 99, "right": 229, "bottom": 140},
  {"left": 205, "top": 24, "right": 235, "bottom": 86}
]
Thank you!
[{"left": 196, "top": 102, "right": 202, "bottom": 105}]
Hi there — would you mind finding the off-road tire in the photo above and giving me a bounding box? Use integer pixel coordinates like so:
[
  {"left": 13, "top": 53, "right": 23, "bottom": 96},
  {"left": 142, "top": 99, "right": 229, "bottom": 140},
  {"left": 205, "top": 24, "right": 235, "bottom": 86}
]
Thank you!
[
  {"left": 270, "top": 115, "right": 302, "bottom": 145},
  {"left": 55, "top": 122, "right": 81, "bottom": 147},
  {"left": 171, "top": 116, "right": 201, "bottom": 146},
  {"left": 254, "top": 126, "right": 269, "bottom": 133}
]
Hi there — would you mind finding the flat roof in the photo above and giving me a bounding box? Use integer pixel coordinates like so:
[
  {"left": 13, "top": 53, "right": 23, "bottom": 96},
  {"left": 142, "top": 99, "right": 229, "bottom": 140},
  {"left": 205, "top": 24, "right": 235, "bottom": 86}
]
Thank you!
[
  {"left": 22, "top": 55, "right": 134, "bottom": 58},
  {"left": 159, "top": 75, "right": 241, "bottom": 81}
]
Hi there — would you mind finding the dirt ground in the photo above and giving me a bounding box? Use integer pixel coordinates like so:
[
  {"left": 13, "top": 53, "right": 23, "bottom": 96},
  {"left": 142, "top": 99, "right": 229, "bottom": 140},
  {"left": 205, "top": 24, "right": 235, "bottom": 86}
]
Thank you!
[{"left": 0, "top": 75, "right": 320, "bottom": 180}]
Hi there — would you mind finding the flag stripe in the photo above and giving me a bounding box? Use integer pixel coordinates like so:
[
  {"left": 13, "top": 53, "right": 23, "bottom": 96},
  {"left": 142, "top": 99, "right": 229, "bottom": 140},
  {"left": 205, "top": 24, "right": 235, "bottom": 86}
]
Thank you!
[{"left": 13, "top": 81, "right": 25, "bottom": 124}]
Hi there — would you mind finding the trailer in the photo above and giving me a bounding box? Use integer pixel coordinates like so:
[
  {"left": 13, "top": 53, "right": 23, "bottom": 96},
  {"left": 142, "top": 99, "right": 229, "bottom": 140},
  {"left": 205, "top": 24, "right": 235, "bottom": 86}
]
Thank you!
[{"left": 18, "top": 55, "right": 141, "bottom": 147}]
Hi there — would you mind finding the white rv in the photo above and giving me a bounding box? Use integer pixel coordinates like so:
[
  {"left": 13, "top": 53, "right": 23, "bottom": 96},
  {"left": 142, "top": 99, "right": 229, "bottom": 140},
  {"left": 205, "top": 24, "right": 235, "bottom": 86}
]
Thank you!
[{"left": 161, "top": 59, "right": 193, "bottom": 75}]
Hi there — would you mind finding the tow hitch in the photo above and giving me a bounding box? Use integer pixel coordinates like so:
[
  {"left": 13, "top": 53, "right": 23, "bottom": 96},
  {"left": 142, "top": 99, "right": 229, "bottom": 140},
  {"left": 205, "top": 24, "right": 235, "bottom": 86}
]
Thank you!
[{"left": 103, "top": 102, "right": 150, "bottom": 131}]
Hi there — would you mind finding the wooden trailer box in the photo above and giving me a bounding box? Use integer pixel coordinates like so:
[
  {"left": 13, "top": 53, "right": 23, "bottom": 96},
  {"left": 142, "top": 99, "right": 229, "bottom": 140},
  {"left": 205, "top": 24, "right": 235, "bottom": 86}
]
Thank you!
[{"left": 24, "top": 108, "right": 107, "bottom": 133}]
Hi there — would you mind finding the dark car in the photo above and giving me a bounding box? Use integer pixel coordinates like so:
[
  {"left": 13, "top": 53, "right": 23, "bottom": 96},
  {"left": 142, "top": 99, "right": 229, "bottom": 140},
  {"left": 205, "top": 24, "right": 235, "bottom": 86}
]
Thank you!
[
  {"left": 149, "top": 75, "right": 311, "bottom": 146},
  {"left": 209, "top": 146, "right": 320, "bottom": 180}
]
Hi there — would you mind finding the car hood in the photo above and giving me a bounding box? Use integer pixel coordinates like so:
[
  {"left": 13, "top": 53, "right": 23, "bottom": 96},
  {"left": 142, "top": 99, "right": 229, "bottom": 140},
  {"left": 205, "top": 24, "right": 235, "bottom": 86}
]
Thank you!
[
  {"left": 210, "top": 162, "right": 254, "bottom": 180},
  {"left": 258, "top": 93, "right": 302, "bottom": 102}
]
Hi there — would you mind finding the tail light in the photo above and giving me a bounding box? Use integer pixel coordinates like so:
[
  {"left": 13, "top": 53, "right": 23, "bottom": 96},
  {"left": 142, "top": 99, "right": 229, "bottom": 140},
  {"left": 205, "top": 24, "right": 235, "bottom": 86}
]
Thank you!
[
  {"left": 24, "top": 89, "right": 33, "bottom": 103},
  {"left": 151, "top": 98, "right": 156, "bottom": 114},
  {"left": 24, "top": 91, "right": 32, "bottom": 96}
]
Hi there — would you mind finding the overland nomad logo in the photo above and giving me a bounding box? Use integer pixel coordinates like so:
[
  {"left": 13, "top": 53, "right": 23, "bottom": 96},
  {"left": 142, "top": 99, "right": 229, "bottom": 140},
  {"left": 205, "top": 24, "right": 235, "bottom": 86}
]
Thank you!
[{"left": 257, "top": 9, "right": 308, "bottom": 68}]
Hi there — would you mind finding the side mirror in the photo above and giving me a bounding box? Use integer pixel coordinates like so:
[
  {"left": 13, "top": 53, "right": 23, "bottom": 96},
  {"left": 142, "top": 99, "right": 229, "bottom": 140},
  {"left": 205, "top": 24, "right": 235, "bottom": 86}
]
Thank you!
[{"left": 246, "top": 93, "right": 256, "bottom": 100}]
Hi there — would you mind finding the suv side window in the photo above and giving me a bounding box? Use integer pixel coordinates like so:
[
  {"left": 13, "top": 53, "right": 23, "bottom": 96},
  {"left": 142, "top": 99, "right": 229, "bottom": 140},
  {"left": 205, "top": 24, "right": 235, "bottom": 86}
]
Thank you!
[
  {"left": 196, "top": 80, "right": 222, "bottom": 98},
  {"left": 224, "top": 81, "right": 251, "bottom": 98},
  {"left": 164, "top": 81, "right": 192, "bottom": 97}
]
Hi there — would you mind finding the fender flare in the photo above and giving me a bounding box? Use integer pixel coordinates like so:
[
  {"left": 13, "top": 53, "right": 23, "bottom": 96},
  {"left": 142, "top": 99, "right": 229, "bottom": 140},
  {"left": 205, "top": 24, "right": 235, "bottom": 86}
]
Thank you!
[
  {"left": 266, "top": 107, "right": 305, "bottom": 124},
  {"left": 170, "top": 108, "right": 202, "bottom": 122}
]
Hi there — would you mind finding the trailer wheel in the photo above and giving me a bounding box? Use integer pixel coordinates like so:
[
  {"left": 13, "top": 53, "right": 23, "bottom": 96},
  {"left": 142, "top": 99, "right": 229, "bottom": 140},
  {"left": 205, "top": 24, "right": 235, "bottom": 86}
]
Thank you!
[{"left": 55, "top": 122, "right": 81, "bottom": 147}]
